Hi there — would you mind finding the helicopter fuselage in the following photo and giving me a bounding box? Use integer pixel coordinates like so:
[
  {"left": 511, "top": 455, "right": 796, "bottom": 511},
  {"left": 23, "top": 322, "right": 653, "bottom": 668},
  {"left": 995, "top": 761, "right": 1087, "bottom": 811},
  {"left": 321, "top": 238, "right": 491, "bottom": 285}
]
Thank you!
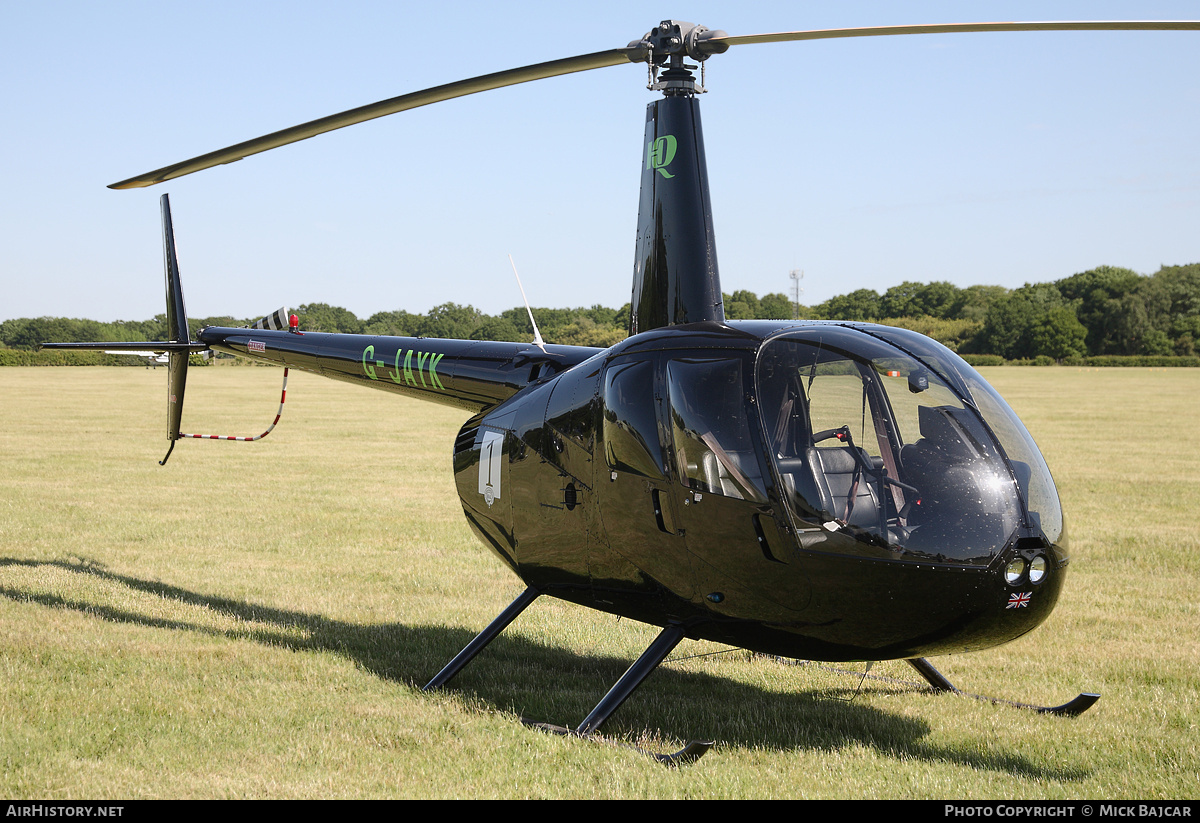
[
  {"left": 199, "top": 319, "right": 1070, "bottom": 667},
  {"left": 199, "top": 311, "right": 1066, "bottom": 664},
  {"left": 445, "top": 320, "right": 1068, "bottom": 662}
]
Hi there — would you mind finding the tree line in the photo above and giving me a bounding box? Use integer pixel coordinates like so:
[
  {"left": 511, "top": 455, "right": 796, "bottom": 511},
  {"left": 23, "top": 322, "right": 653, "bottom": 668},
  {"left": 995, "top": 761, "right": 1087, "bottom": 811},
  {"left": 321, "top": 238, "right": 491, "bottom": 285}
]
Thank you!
[
  {"left": 4, "top": 263, "right": 1197, "bottom": 361},
  {"left": 810, "top": 263, "right": 1200, "bottom": 359}
]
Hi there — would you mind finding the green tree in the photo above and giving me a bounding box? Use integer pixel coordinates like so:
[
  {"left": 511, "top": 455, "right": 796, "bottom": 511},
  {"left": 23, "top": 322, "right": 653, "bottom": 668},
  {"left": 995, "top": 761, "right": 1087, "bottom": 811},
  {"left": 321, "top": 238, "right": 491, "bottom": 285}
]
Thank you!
[
  {"left": 879, "top": 281, "right": 924, "bottom": 318},
  {"left": 1151, "top": 264, "right": 1200, "bottom": 352},
  {"left": 880, "top": 316, "right": 984, "bottom": 352},
  {"left": 976, "top": 283, "right": 1073, "bottom": 359},
  {"left": 954, "top": 285, "right": 1008, "bottom": 322},
  {"left": 361, "top": 310, "right": 418, "bottom": 337},
  {"left": 1031, "top": 306, "right": 1088, "bottom": 360},
  {"left": 816, "top": 288, "right": 881, "bottom": 321},
  {"left": 295, "top": 303, "right": 362, "bottom": 334},
  {"left": 1055, "top": 266, "right": 1142, "bottom": 355},
  {"left": 616, "top": 303, "right": 632, "bottom": 334},
  {"left": 0, "top": 317, "right": 135, "bottom": 349},
  {"left": 878, "top": 281, "right": 964, "bottom": 319},
  {"left": 550, "top": 318, "right": 627, "bottom": 347},
  {"left": 417, "top": 303, "right": 482, "bottom": 339},
  {"left": 915, "top": 281, "right": 965, "bottom": 318},
  {"left": 722, "top": 289, "right": 761, "bottom": 320},
  {"left": 583, "top": 304, "right": 621, "bottom": 328},
  {"left": 757, "top": 292, "right": 794, "bottom": 320},
  {"left": 471, "top": 316, "right": 524, "bottom": 342}
]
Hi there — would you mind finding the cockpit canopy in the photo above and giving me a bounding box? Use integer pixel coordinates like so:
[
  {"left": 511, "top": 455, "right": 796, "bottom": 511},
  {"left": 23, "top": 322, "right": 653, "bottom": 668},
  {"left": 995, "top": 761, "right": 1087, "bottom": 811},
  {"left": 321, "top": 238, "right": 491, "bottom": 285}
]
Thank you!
[
  {"left": 755, "top": 325, "right": 1063, "bottom": 566},
  {"left": 599, "top": 323, "right": 1063, "bottom": 569}
]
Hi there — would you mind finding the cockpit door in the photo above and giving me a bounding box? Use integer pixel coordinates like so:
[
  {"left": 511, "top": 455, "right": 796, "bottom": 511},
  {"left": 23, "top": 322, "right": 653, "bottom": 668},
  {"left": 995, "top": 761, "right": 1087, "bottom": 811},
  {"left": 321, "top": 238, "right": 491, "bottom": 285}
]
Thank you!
[
  {"left": 663, "top": 355, "right": 809, "bottom": 616},
  {"left": 596, "top": 355, "right": 696, "bottom": 603}
]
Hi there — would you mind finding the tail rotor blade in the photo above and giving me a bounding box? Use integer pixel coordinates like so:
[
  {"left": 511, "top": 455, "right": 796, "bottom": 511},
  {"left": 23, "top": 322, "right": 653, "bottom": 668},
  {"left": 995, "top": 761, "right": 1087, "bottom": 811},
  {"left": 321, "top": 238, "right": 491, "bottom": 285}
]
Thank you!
[
  {"left": 160, "top": 194, "right": 190, "bottom": 464},
  {"left": 161, "top": 194, "right": 189, "bottom": 345}
]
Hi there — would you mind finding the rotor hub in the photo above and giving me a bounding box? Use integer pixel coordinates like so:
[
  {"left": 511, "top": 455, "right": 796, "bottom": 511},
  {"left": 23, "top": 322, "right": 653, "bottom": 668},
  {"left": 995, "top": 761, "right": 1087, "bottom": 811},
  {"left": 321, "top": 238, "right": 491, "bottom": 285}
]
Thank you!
[
  {"left": 628, "top": 21, "right": 729, "bottom": 96},
  {"left": 628, "top": 20, "right": 730, "bottom": 63}
]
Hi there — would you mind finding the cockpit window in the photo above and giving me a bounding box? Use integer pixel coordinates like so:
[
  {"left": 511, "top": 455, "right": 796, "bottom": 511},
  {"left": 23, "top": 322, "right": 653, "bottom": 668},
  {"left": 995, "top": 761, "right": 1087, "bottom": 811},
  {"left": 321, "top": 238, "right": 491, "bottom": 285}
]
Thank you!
[
  {"left": 757, "top": 329, "right": 1027, "bottom": 566},
  {"left": 958, "top": 371, "right": 1064, "bottom": 544},
  {"left": 666, "top": 357, "right": 767, "bottom": 503},
  {"left": 854, "top": 325, "right": 1063, "bottom": 546},
  {"left": 603, "top": 359, "right": 665, "bottom": 480}
]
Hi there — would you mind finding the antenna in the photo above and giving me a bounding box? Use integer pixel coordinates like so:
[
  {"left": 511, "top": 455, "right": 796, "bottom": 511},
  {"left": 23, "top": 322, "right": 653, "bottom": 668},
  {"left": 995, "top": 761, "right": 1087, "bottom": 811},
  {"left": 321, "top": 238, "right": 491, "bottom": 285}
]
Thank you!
[
  {"left": 789, "top": 269, "right": 804, "bottom": 320},
  {"left": 509, "top": 255, "right": 547, "bottom": 352}
]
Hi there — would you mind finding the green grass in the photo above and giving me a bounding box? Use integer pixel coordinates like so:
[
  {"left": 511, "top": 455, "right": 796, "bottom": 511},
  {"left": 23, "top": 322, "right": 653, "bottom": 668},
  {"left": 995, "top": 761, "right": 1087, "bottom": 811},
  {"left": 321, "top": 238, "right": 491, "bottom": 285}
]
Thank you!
[{"left": 1, "top": 366, "right": 1197, "bottom": 798}]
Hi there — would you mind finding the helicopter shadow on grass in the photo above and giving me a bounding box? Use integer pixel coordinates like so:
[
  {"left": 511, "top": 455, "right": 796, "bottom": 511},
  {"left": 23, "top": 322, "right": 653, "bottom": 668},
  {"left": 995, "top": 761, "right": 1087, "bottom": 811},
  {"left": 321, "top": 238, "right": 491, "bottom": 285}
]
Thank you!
[{"left": 1, "top": 556, "right": 1088, "bottom": 779}]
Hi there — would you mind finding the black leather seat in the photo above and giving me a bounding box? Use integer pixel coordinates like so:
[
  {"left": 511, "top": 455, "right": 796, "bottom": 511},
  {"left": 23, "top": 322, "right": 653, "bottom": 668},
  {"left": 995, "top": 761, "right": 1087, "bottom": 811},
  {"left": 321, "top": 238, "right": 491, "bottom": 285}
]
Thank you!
[{"left": 805, "top": 446, "right": 881, "bottom": 528}]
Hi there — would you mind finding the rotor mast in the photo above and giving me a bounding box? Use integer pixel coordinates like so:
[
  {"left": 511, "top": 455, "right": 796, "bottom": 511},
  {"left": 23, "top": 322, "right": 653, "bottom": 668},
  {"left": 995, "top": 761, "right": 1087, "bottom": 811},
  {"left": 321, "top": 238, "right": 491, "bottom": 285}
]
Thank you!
[{"left": 628, "top": 21, "right": 729, "bottom": 336}]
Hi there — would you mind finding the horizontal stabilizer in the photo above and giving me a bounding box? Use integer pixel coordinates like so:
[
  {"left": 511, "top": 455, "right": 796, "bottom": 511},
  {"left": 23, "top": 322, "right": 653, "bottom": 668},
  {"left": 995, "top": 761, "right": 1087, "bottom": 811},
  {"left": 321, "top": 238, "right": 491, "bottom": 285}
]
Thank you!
[{"left": 41, "top": 340, "right": 207, "bottom": 353}]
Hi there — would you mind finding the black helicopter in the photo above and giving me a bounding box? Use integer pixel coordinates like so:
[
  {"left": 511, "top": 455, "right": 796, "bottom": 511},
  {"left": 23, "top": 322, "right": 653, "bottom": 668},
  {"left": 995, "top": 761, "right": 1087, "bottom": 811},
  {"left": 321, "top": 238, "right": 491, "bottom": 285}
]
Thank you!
[{"left": 45, "top": 19, "right": 1199, "bottom": 762}]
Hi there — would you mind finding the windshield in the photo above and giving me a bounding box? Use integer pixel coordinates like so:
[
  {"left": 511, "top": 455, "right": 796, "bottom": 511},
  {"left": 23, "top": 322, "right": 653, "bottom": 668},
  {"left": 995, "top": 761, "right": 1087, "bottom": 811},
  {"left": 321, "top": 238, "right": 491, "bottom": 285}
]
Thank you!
[
  {"left": 863, "top": 325, "right": 1064, "bottom": 546},
  {"left": 755, "top": 327, "right": 1043, "bottom": 566}
]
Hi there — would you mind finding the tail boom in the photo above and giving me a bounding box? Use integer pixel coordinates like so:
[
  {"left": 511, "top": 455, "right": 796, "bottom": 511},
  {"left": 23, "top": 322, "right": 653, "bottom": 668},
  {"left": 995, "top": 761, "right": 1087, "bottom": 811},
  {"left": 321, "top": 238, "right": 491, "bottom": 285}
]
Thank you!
[{"left": 198, "top": 326, "right": 601, "bottom": 413}]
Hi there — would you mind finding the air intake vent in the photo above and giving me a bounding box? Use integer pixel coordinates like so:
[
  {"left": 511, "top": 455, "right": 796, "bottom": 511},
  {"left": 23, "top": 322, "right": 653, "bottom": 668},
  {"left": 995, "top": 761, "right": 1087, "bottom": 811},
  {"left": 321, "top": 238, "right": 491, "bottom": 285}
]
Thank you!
[{"left": 455, "top": 418, "right": 482, "bottom": 455}]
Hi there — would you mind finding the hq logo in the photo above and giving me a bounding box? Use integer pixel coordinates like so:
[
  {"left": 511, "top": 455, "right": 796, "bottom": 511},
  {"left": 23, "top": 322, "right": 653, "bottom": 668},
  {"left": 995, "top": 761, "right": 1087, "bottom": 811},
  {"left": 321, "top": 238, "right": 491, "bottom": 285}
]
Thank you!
[{"left": 646, "top": 134, "right": 677, "bottom": 179}]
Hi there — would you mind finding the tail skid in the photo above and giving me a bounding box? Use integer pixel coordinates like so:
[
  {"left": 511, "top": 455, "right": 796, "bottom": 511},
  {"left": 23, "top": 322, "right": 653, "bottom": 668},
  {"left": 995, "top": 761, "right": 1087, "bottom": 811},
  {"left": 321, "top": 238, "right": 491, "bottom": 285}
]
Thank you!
[{"left": 177, "top": 367, "right": 290, "bottom": 443}]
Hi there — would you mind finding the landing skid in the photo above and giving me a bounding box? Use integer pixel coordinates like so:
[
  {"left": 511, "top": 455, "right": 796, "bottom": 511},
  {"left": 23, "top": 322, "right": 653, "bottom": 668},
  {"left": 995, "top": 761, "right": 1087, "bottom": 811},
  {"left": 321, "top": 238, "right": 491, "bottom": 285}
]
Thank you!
[
  {"left": 760, "top": 656, "right": 1099, "bottom": 716},
  {"left": 907, "top": 657, "right": 1100, "bottom": 717},
  {"left": 426, "top": 590, "right": 1098, "bottom": 766},
  {"left": 425, "top": 587, "right": 711, "bottom": 763}
]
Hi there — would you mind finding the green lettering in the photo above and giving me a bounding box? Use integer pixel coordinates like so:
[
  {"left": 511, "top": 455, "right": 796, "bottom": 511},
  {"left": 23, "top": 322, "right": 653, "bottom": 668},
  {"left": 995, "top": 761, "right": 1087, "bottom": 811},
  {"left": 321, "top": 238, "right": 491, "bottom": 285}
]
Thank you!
[
  {"left": 416, "top": 351, "right": 429, "bottom": 388},
  {"left": 362, "top": 345, "right": 377, "bottom": 380},
  {"left": 389, "top": 349, "right": 403, "bottom": 384},
  {"left": 647, "top": 134, "right": 677, "bottom": 179},
  {"left": 403, "top": 349, "right": 417, "bottom": 387},
  {"left": 428, "top": 352, "right": 445, "bottom": 390}
]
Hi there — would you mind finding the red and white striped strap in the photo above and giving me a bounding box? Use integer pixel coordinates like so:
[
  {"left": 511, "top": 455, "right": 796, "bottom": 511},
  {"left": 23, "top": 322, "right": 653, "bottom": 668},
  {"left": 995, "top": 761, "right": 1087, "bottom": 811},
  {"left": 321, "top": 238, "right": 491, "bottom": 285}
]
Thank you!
[{"left": 180, "top": 367, "right": 289, "bottom": 442}]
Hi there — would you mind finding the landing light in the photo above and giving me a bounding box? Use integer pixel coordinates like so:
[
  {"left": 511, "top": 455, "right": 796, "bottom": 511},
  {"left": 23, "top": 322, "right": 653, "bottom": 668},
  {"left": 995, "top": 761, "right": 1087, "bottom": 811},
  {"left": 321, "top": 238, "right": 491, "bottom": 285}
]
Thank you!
[
  {"left": 1029, "top": 555, "right": 1048, "bottom": 585},
  {"left": 1004, "top": 558, "right": 1027, "bottom": 586}
]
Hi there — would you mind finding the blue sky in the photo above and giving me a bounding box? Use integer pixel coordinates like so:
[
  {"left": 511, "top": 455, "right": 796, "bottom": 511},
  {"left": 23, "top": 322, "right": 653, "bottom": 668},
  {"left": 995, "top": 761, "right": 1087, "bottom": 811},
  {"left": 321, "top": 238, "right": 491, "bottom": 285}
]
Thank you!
[{"left": 3, "top": 1, "right": 1198, "bottom": 324}]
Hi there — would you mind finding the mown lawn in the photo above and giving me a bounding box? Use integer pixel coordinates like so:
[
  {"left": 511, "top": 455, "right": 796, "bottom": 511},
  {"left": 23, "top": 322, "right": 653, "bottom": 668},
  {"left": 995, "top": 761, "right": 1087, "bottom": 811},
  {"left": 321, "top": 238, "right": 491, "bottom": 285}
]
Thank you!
[{"left": 1, "top": 366, "right": 1196, "bottom": 798}]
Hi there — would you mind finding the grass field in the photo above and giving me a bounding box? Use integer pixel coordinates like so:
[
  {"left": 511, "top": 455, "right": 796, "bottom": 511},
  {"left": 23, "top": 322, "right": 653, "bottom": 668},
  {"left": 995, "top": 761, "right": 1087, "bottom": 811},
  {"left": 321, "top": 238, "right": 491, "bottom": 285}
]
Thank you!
[{"left": 1, "top": 365, "right": 1197, "bottom": 799}]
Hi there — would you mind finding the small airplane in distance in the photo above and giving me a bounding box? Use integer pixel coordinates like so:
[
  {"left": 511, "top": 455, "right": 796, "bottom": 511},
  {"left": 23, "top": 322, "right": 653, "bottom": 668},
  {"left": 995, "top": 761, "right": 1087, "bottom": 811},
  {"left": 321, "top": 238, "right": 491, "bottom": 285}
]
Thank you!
[
  {"left": 105, "top": 350, "right": 170, "bottom": 367},
  {"left": 45, "top": 18, "right": 1200, "bottom": 763}
]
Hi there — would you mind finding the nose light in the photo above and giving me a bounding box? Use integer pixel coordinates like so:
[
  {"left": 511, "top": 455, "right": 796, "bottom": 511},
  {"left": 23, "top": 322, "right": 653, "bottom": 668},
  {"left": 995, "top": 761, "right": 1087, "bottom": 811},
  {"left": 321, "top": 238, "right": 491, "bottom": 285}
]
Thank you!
[
  {"left": 1004, "top": 552, "right": 1050, "bottom": 586},
  {"left": 1028, "top": 555, "right": 1048, "bottom": 585},
  {"left": 1004, "top": 558, "right": 1027, "bottom": 585}
]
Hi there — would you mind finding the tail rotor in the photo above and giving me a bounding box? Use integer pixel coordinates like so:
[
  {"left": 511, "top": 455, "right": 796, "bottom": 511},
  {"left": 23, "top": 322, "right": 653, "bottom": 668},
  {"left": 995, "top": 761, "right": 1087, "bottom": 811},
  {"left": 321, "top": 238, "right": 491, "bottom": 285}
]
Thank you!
[{"left": 159, "top": 193, "right": 191, "bottom": 465}]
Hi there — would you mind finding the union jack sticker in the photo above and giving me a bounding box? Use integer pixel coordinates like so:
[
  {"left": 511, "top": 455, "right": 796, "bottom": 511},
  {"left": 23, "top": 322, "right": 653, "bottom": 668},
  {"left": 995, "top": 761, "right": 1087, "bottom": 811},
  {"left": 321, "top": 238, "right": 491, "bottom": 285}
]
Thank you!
[{"left": 1007, "top": 592, "right": 1032, "bottom": 609}]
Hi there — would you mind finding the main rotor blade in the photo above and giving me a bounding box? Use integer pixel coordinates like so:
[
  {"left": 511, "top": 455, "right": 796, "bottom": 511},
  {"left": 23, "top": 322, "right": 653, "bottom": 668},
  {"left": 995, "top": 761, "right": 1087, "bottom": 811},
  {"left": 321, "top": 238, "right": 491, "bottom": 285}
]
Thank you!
[
  {"left": 111, "top": 20, "right": 1199, "bottom": 190},
  {"left": 710, "top": 20, "right": 1200, "bottom": 49},
  {"left": 109, "top": 48, "right": 634, "bottom": 189}
]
